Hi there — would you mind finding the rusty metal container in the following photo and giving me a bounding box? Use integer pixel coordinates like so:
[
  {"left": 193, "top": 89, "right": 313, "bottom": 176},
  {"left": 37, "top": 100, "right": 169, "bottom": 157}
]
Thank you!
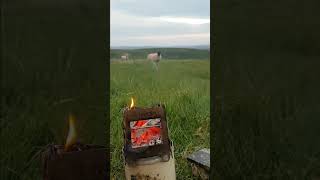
[
  {"left": 41, "top": 144, "right": 108, "bottom": 180},
  {"left": 123, "top": 104, "right": 176, "bottom": 180}
]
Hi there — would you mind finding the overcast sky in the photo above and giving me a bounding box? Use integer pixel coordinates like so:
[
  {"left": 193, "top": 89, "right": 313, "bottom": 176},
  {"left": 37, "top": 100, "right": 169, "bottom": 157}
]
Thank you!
[{"left": 111, "top": 0, "right": 210, "bottom": 47}]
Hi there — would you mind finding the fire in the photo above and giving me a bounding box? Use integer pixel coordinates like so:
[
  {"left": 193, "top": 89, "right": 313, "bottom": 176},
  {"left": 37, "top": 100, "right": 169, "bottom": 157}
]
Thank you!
[
  {"left": 64, "top": 114, "right": 77, "bottom": 151},
  {"left": 131, "top": 126, "right": 161, "bottom": 147},
  {"left": 130, "top": 119, "right": 162, "bottom": 148},
  {"left": 130, "top": 97, "right": 134, "bottom": 109}
]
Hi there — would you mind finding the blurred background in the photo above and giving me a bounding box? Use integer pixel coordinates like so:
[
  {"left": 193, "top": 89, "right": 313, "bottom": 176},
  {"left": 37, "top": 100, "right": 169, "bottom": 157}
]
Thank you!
[
  {"left": 1, "top": 0, "right": 108, "bottom": 179},
  {"left": 212, "top": 0, "right": 320, "bottom": 179}
]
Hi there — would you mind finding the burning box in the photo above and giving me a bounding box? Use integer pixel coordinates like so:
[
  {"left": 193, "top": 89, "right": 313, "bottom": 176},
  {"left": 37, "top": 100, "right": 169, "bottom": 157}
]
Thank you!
[
  {"left": 42, "top": 144, "right": 108, "bottom": 180},
  {"left": 41, "top": 114, "right": 108, "bottom": 180},
  {"left": 123, "top": 100, "right": 176, "bottom": 180}
]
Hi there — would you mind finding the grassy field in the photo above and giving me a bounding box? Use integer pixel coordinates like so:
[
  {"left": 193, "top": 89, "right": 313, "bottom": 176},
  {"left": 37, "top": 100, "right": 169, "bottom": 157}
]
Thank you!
[
  {"left": 110, "top": 48, "right": 210, "bottom": 60},
  {"left": 110, "top": 59, "right": 210, "bottom": 179},
  {"left": 212, "top": 0, "right": 320, "bottom": 178}
]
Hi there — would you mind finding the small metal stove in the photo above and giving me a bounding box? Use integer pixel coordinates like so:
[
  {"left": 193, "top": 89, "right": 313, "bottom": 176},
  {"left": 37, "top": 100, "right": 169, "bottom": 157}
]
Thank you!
[
  {"left": 41, "top": 143, "right": 108, "bottom": 180},
  {"left": 123, "top": 104, "right": 176, "bottom": 180}
]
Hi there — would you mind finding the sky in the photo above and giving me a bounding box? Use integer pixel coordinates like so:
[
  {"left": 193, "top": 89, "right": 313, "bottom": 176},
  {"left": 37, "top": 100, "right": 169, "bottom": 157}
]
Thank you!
[{"left": 111, "top": 0, "right": 210, "bottom": 47}]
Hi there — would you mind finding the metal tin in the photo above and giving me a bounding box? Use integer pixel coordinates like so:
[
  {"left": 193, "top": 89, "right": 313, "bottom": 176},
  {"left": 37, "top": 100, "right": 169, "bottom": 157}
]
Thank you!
[
  {"left": 123, "top": 104, "right": 176, "bottom": 180},
  {"left": 124, "top": 142, "right": 176, "bottom": 180},
  {"left": 41, "top": 144, "right": 108, "bottom": 180},
  {"left": 123, "top": 104, "right": 171, "bottom": 164}
]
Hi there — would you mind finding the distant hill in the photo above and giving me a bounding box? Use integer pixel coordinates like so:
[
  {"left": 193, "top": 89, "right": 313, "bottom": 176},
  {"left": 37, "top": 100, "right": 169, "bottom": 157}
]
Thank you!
[
  {"left": 110, "top": 48, "right": 210, "bottom": 60},
  {"left": 111, "top": 44, "right": 210, "bottom": 49},
  {"left": 111, "top": 45, "right": 210, "bottom": 50}
]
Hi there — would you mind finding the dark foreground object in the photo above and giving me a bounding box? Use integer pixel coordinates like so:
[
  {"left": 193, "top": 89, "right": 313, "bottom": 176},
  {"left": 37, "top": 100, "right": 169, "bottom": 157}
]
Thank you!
[
  {"left": 41, "top": 144, "right": 108, "bottom": 180},
  {"left": 187, "top": 148, "right": 210, "bottom": 180}
]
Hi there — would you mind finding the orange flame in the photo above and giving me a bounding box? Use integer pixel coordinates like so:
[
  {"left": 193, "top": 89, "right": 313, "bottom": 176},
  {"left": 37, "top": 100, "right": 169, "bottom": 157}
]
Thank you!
[
  {"left": 130, "top": 97, "right": 134, "bottom": 109},
  {"left": 64, "top": 114, "right": 77, "bottom": 151}
]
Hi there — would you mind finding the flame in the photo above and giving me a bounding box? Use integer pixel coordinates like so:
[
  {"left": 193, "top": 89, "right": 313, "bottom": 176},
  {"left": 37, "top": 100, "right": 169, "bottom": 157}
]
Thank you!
[
  {"left": 64, "top": 114, "right": 77, "bottom": 151},
  {"left": 130, "top": 97, "right": 134, "bottom": 109}
]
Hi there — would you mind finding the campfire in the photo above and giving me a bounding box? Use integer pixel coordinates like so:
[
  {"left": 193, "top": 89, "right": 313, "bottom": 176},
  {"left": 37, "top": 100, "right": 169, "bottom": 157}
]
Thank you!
[
  {"left": 41, "top": 114, "right": 107, "bottom": 180},
  {"left": 128, "top": 98, "right": 163, "bottom": 149},
  {"left": 130, "top": 118, "right": 162, "bottom": 149},
  {"left": 123, "top": 98, "right": 176, "bottom": 179}
]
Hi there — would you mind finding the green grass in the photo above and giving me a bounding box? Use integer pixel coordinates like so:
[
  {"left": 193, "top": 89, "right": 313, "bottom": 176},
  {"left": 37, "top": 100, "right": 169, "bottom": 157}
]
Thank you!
[
  {"left": 2, "top": 3, "right": 107, "bottom": 179},
  {"left": 110, "top": 59, "right": 210, "bottom": 179}
]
